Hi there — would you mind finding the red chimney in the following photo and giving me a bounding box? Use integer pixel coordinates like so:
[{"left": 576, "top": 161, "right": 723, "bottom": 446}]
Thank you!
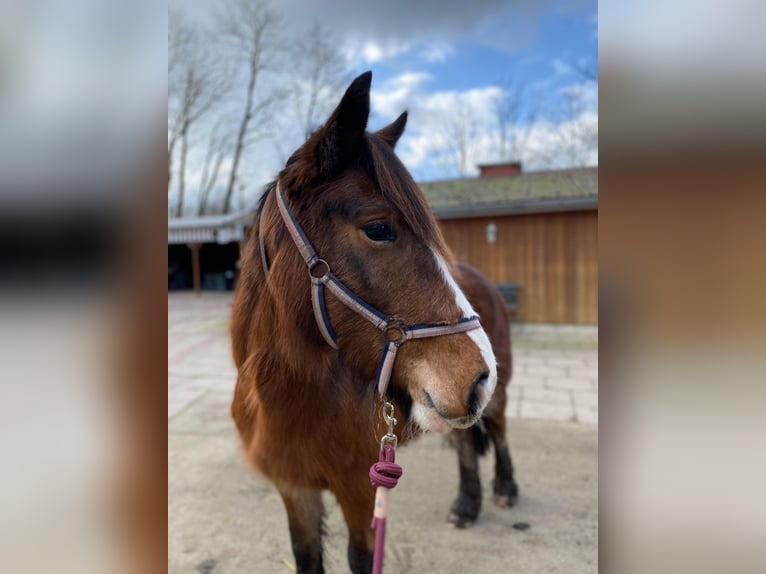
[{"left": 478, "top": 162, "right": 522, "bottom": 178}]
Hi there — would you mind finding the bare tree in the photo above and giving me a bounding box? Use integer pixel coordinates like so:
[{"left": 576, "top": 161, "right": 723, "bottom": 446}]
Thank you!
[
  {"left": 493, "top": 80, "right": 542, "bottom": 163},
  {"left": 573, "top": 59, "right": 598, "bottom": 83},
  {"left": 289, "top": 21, "right": 349, "bottom": 141},
  {"left": 168, "top": 9, "right": 192, "bottom": 193},
  {"left": 557, "top": 86, "right": 598, "bottom": 167},
  {"left": 441, "top": 105, "right": 477, "bottom": 177},
  {"left": 197, "top": 122, "right": 231, "bottom": 216},
  {"left": 555, "top": 58, "right": 598, "bottom": 168},
  {"left": 216, "top": 0, "right": 282, "bottom": 214},
  {"left": 168, "top": 15, "right": 230, "bottom": 217}
]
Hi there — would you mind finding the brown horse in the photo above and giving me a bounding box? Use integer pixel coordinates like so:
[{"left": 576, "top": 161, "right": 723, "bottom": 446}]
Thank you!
[
  {"left": 230, "top": 72, "right": 517, "bottom": 573},
  {"left": 447, "top": 263, "right": 518, "bottom": 529}
]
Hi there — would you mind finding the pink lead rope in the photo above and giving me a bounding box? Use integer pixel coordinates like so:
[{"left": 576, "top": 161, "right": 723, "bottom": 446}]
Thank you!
[{"left": 370, "top": 420, "right": 402, "bottom": 574}]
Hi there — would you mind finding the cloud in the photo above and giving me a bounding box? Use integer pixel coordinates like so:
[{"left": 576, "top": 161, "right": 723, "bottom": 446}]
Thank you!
[
  {"left": 552, "top": 58, "right": 572, "bottom": 75},
  {"left": 359, "top": 40, "right": 412, "bottom": 64},
  {"left": 370, "top": 71, "right": 597, "bottom": 180},
  {"left": 347, "top": 39, "right": 454, "bottom": 67},
  {"left": 371, "top": 71, "right": 432, "bottom": 118},
  {"left": 561, "top": 81, "right": 598, "bottom": 109},
  {"left": 270, "top": 0, "right": 595, "bottom": 56},
  {"left": 419, "top": 42, "right": 454, "bottom": 63},
  {"left": 169, "top": 1, "right": 599, "bottom": 211}
]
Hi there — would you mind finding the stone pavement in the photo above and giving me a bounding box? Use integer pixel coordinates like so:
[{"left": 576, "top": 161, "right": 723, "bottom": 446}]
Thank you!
[
  {"left": 168, "top": 292, "right": 598, "bottom": 573},
  {"left": 169, "top": 393, "right": 597, "bottom": 574},
  {"left": 168, "top": 293, "right": 599, "bottom": 424},
  {"left": 509, "top": 323, "right": 599, "bottom": 424}
]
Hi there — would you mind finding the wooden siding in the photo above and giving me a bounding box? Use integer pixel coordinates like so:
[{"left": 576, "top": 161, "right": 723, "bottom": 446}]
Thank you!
[{"left": 438, "top": 210, "right": 598, "bottom": 324}]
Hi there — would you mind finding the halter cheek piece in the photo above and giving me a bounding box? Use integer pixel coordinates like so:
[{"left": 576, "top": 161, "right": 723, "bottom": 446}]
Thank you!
[{"left": 261, "top": 181, "right": 482, "bottom": 399}]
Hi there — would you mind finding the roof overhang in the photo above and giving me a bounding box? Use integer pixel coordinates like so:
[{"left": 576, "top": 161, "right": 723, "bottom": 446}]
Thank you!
[
  {"left": 167, "top": 210, "right": 255, "bottom": 245},
  {"left": 432, "top": 196, "right": 598, "bottom": 220}
]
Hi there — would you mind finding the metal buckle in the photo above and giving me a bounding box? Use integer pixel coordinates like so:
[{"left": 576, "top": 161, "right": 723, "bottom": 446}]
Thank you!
[
  {"left": 380, "top": 401, "right": 398, "bottom": 450},
  {"left": 384, "top": 319, "right": 407, "bottom": 344},
  {"left": 308, "top": 258, "right": 330, "bottom": 279}
]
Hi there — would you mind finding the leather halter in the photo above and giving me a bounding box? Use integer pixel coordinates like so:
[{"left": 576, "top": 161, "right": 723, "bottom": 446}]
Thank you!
[{"left": 260, "top": 182, "right": 482, "bottom": 398}]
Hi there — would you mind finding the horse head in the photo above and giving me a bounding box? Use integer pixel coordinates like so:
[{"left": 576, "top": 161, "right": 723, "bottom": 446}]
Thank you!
[{"left": 262, "top": 71, "right": 497, "bottom": 432}]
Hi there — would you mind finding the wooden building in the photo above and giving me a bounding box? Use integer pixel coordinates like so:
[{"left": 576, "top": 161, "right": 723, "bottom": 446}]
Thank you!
[
  {"left": 167, "top": 164, "right": 597, "bottom": 324},
  {"left": 421, "top": 164, "right": 598, "bottom": 324},
  {"left": 167, "top": 211, "right": 251, "bottom": 293}
]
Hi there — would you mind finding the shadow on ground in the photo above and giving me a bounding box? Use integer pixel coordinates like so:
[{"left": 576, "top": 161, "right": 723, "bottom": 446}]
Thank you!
[{"left": 169, "top": 391, "right": 597, "bottom": 574}]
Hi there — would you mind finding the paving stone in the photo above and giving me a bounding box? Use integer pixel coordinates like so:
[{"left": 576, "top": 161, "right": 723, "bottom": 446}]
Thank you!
[
  {"left": 572, "top": 391, "right": 599, "bottom": 410},
  {"left": 546, "top": 356, "right": 588, "bottom": 368},
  {"left": 181, "top": 376, "right": 236, "bottom": 392},
  {"left": 168, "top": 387, "right": 206, "bottom": 419},
  {"left": 568, "top": 365, "right": 599, "bottom": 379},
  {"left": 520, "top": 401, "right": 575, "bottom": 421},
  {"left": 511, "top": 374, "right": 546, "bottom": 389},
  {"left": 504, "top": 385, "right": 522, "bottom": 401},
  {"left": 575, "top": 406, "right": 598, "bottom": 424},
  {"left": 563, "top": 349, "right": 597, "bottom": 358},
  {"left": 522, "top": 388, "right": 572, "bottom": 405},
  {"left": 525, "top": 364, "right": 568, "bottom": 377},
  {"left": 514, "top": 355, "right": 547, "bottom": 366},
  {"left": 504, "top": 399, "right": 521, "bottom": 418},
  {"left": 546, "top": 377, "right": 595, "bottom": 391}
]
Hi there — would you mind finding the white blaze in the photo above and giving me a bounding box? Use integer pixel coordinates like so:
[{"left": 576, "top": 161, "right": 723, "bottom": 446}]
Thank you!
[{"left": 433, "top": 252, "right": 498, "bottom": 403}]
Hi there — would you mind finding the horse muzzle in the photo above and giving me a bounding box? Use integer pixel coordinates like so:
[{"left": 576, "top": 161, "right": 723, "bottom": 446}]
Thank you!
[{"left": 412, "top": 367, "right": 494, "bottom": 433}]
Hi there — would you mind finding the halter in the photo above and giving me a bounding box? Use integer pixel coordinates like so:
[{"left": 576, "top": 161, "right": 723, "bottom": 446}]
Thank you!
[{"left": 262, "top": 181, "right": 482, "bottom": 400}]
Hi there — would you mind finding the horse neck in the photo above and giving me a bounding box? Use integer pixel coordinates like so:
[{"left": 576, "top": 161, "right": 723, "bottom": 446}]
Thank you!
[
  {"left": 245, "top": 191, "right": 381, "bottom": 418},
  {"left": 237, "top": 246, "right": 408, "bottom": 447}
]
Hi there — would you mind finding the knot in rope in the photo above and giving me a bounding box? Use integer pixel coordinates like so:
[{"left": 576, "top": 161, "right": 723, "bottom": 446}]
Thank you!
[{"left": 369, "top": 445, "right": 402, "bottom": 489}]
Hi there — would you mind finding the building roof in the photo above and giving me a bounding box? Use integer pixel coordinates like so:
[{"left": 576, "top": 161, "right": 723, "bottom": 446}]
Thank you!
[
  {"left": 418, "top": 166, "right": 598, "bottom": 219},
  {"left": 167, "top": 209, "right": 253, "bottom": 244},
  {"left": 166, "top": 167, "right": 599, "bottom": 245}
]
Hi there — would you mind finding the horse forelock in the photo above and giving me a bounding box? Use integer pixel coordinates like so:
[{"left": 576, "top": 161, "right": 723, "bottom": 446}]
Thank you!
[
  {"left": 365, "top": 134, "right": 451, "bottom": 260},
  {"left": 269, "top": 130, "right": 451, "bottom": 265}
]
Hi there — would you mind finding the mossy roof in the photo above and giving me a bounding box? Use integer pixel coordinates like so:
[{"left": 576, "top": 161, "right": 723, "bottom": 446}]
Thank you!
[{"left": 418, "top": 166, "right": 598, "bottom": 213}]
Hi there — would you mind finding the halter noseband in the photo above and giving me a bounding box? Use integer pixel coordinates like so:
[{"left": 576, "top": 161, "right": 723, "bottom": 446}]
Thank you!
[{"left": 262, "top": 181, "right": 482, "bottom": 399}]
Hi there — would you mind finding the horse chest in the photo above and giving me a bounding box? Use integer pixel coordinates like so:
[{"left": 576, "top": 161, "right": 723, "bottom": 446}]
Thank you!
[{"left": 248, "top": 400, "right": 373, "bottom": 490}]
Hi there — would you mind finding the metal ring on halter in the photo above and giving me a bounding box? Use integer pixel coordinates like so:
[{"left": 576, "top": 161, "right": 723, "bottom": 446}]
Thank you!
[
  {"left": 308, "top": 258, "right": 330, "bottom": 279},
  {"left": 384, "top": 320, "right": 407, "bottom": 344}
]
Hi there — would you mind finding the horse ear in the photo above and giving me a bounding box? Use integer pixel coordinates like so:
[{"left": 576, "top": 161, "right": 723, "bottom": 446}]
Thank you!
[
  {"left": 317, "top": 71, "right": 372, "bottom": 173},
  {"left": 375, "top": 111, "right": 408, "bottom": 149}
]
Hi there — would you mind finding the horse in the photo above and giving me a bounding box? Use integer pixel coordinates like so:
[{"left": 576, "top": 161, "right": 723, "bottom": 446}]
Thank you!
[
  {"left": 446, "top": 263, "right": 518, "bottom": 529},
  {"left": 230, "top": 71, "right": 518, "bottom": 573}
]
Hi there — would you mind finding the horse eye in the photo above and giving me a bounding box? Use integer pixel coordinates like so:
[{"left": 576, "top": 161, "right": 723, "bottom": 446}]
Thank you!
[{"left": 363, "top": 222, "right": 396, "bottom": 243}]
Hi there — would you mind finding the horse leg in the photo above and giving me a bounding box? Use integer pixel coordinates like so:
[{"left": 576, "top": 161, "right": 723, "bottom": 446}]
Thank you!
[
  {"left": 277, "top": 488, "right": 325, "bottom": 574},
  {"left": 485, "top": 407, "right": 519, "bottom": 507},
  {"left": 334, "top": 482, "right": 375, "bottom": 574},
  {"left": 447, "top": 427, "right": 483, "bottom": 528}
]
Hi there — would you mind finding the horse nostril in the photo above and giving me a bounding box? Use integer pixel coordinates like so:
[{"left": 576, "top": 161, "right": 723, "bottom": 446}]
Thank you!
[{"left": 466, "top": 370, "right": 489, "bottom": 415}]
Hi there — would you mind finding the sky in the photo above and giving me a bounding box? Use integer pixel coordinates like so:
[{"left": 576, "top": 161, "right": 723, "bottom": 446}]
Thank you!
[{"left": 174, "top": 0, "right": 598, "bottom": 213}]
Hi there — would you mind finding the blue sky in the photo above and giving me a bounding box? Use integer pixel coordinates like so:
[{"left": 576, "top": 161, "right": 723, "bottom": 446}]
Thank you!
[
  {"left": 362, "top": 7, "right": 596, "bottom": 104},
  {"left": 174, "top": 0, "right": 598, "bottom": 212},
  {"left": 329, "top": 0, "right": 598, "bottom": 181}
]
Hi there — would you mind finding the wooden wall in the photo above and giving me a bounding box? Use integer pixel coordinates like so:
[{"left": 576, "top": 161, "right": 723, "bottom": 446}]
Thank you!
[{"left": 438, "top": 210, "right": 598, "bottom": 324}]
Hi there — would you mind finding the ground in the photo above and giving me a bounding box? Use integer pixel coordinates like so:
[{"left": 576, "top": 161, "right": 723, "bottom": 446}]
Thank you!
[{"left": 168, "top": 292, "right": 598, "bottom": 573}]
